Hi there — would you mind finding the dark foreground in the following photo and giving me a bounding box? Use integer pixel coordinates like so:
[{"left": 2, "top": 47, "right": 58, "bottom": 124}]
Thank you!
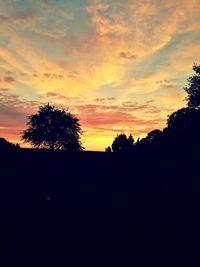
[{"left": 1, "top": 149, "right": 200, "bottom": 266}]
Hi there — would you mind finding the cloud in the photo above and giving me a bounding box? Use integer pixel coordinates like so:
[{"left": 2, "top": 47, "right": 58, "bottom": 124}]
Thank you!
[
  {"left": 87, "top": 12, "right": 128, "bottom": 36},
  {"left": 0, "top": 88, "right": 39, "bottom": 143},
  {"left": 4, "top": 76, "right": 15, "bottom": 83},
  {"left": 43, "top": 73, "right": 64, "bottom": 79},
  {"left": 0, "top": 15, "right": 9, "bottom": 23},
  {"left": 1, "top": 0, "right": 197, "bottom": 104},
  {"left": 0, "top": 12, "right": 37, "bottom": 29},
  {"left": 95, "top": 97, "right": 116, "bottom": 102},
  {"left": 0, "top": 88, "right": 38, "bottom": 109},
  {"left": 45, "top": 91, "right": 80, "bottom": 102},
  {"left": 119, "top": 52, "right": 138, "bottom": 60},
  {"left": 74, "top": 101, "right": 164, "bottom": 130},
  {"left": 0, "top": 47, "right": 21, "bottom": 69},
  {"left": 87, "top": 0, "right": 200, "bottom": 57},
  {"left": 0, "top": 1, "right": 73, "bottom": 38}
]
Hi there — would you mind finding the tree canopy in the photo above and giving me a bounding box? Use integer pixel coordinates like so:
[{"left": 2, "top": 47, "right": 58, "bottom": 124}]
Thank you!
[
  {"left": 166, "top": 107, "right": 200, "bottom": 144},
  {"left": 22, "top": 104, "right": 83, "bottom": 151},
  {"left": 111, "top": 133, "right": 134, "bottom": 152},
  {"left": 184, "top": 64, "right": 200, "bottom": 108}
]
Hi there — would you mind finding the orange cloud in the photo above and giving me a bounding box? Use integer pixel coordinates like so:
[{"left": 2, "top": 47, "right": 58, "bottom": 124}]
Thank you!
[{"left": 4, "top": 76, "right": 15, "bottom": 83}]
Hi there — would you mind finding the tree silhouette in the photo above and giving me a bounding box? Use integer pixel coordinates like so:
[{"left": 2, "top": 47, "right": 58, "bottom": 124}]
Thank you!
[
  {"left": 166, "top": 107, "right": 200, "bottom": 145},
  {"left": 106, "top": 64, "right": 200, "bottom": 154},
  {"left": 184, "top": 64, "right": 200, "bottom": 108},
  {"left": 22, "top": 104, "right": 83, "bottom": 151},
  {"left": 112, "top": 133, "right": 134, "bottom": 152}
]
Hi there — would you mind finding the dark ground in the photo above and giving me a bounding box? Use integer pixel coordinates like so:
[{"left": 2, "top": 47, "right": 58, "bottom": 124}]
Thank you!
[{"left": 1, "top": 149, "right": 200, "bottom": 266}]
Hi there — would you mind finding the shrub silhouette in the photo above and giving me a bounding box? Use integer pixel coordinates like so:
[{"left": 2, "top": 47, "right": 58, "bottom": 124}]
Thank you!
[{"left": 22, "top": 104, "right": 83, "bottom": 151}]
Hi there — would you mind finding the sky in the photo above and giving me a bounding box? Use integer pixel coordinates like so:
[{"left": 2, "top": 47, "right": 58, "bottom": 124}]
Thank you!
[{"left": 0, "top": 0, "right": 200, "bottom": 151}]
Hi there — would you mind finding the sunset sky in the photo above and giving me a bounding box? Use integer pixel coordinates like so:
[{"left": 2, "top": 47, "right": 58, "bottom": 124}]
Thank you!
[{"left": 0, "top": 0, "right": 200, "bottom": 150}]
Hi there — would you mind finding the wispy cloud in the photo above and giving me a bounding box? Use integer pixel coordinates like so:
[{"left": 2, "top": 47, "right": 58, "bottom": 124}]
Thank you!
[{"left": 0, "top": 88, "right": 39, "bottom": 143}]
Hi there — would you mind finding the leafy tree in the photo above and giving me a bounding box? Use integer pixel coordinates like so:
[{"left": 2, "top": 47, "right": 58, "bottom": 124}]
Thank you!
[
  {"left": 22, "top": 104, "right": 83, "bottom": 151},
  {"left": 164, "top": 107, "right": 200, "bottom": 151},
  {"left": 167, "top": 107, "right": 200, "bottom": 136},
  {"left": 112, "top": 133, "right": 134, "bottom": 152},
  {"left": 184, "top": 64, "right": 200, "bottom": 108}
]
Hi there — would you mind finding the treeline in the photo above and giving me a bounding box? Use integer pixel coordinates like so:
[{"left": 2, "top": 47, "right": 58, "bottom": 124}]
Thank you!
[{"left": 106, "top": 64, "right": 200, "bottom": 154}]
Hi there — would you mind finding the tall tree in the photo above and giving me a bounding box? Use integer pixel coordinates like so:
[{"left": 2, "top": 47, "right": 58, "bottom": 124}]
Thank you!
[
  {"left": 22, "top": 104, "right": 83, "bottom": 151},
  {"left": 184, "top": 64, "right": 200, "bottom": 108}
]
